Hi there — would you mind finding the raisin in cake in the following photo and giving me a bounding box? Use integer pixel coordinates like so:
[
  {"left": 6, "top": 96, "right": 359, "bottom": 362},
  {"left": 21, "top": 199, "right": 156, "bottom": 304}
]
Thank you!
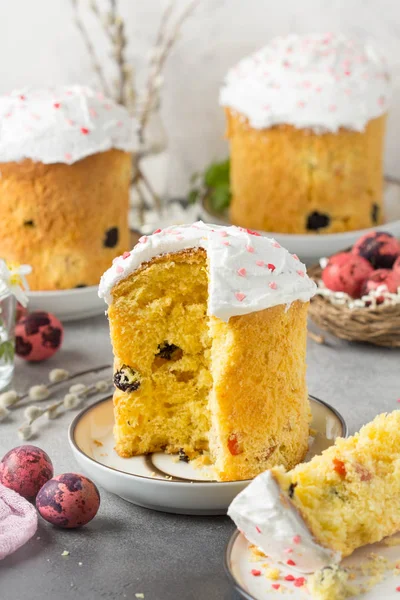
[
  {"left": 99, "top": 221, "right": 316, "bottom": 482},
  {"left": 0, "top": 86, "right": 135, "bottom": 290},
  {"left": 220, "top": 33, "right": 390, "bottom": 234}
]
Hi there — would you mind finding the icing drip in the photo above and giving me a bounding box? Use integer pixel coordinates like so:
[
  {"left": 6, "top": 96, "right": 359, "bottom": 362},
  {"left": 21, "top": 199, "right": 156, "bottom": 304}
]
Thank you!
[
  {"left": 98, "top": 221, "right": 316, "bottom": 322},
  {"left": 0, "top": 86, "right": 136, "bottom": 164},
  {"left": 220, "top": 33, "right": 390, "bottom": 132}
]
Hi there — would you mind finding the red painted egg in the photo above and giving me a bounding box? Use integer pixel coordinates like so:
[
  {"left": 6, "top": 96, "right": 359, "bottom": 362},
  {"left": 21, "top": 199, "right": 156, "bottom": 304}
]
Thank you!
[
  {"left": 0, "top": 445, "right": 54, "bottom": 500},
  {"left": 36, "top": 473, "right": 100, "bottom": 528},
  {"left": 322, "top": 252, "right": 373, "bottom": 298},
  {"left": 15, "top": 311, "right": 64, "bottom": 362}
]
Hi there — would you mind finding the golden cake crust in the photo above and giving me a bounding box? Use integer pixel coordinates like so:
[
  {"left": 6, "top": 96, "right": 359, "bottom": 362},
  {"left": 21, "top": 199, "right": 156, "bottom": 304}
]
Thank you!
[
  {"left": 226, "top": 109, "right": 386, "bottom": 234},
  {"left": 0, "top": 149, "right": 131, "bottom": 290}
]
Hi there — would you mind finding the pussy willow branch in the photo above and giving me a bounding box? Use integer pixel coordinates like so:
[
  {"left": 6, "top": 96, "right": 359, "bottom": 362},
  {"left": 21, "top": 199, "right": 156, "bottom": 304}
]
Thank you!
[
  {"left": 139, "top": 0, "right": 200, "bottom": 135},
  {"left": 70, "top": 0, "right": 112, "bottom": 97}
]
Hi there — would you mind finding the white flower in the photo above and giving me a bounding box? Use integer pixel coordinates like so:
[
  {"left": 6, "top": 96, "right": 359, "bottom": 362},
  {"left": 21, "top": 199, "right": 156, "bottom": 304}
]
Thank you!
[
  {"left": 18, "top": 424, "right": 33, "bottom": 440},
  {"left": 69, "top": 383, "right": 87, "bottom": 395},
  {"left": 0, "top": 406, "right": 9, "bottom": 421},
  {"left": 0, "top": 390, "right": 19, "bottom": 408},
  {"left": 0, "top": 260, "right": 32, "bottom": 307},
  {"left": 95, "top": 380, "right": 109, "bottom": 392},
  {"left": 28, "top": 384, "right": 50, "bottom": 401},
  {"left": 24, "top": 405, "right": 44, "bottom": 422},
  {"left": 63, "top": 393, "right": 81, "bottom": 410},
  {"left": 49, "top": 368, "right": 70, "bottom": 383}
]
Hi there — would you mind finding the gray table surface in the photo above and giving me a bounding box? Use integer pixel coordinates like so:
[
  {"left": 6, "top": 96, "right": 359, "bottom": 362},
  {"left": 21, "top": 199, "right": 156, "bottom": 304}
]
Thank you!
[{"left": 0, "top": 314, "right": 398, "bottom": 600}]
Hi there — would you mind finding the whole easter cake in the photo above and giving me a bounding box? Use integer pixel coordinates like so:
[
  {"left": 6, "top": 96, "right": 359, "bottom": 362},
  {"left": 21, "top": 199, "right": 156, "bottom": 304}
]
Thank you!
[
  {"left": 0, "top": 86, "right": 135, "bottom": 290},
  {"left": 220, "top": 33, "right": 390, "bottom": 234},
  {"left": 99, "top": 222, "right": 316, "bottom": 481},
  {"left": 229, "top": 411, "right": 400, "bottom": 570}
]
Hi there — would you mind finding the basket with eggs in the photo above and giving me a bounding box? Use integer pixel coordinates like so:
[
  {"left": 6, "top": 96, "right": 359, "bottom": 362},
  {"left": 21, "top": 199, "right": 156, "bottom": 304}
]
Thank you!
[{"left": 308, "top": 231, "right": 400, "bottom": 347}]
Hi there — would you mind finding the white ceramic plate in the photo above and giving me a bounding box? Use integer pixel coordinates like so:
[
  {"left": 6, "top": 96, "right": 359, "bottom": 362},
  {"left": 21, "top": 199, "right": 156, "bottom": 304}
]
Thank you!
[
  {"left": 27, "top": 285, "right": 105, "bottom": 322},
  {"left": 68, "top": 395, "right": 347, "bottom": 515},
  {"left": 226, "top": 529, "right": 400, "bottom": 600},
  {"left": 200, "top": 177, "right": 400, "bottom": 265}
]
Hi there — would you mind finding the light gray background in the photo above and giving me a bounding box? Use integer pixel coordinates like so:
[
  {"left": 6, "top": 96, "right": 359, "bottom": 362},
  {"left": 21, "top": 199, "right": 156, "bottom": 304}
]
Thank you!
[
  {"left": 0, "top": 0, "right": 400, "bottom": 195},
  {"left": 0, "top": 315, "right": 398, "bottom": 600}
]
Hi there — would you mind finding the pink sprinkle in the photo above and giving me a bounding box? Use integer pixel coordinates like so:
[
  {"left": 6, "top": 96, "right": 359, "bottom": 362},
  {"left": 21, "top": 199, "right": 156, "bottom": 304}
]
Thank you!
[
  {"left": 297, "top": 270, "right": 305, "bottom": 277},
  {"left": 272, "top": 584, "right": 280, "bottom": 590},
  {"left": 66, "top": 118, "right": 75, "bottom": 126},
  {"left": 329, "top": 104, "right": 337, "bottom": 112},
  {"left": 235, "top": 292, "right": 246, "bottom": 302},
  {"left": 153, "top": 228, "right": 162, "bottom": 234},
  {"left": 116, "top": 265, "right": 124, "bottom": 274},
  {"left": 4, "top": 112, "right": 12, "bottom": 118},
  {"left": 284, "top": 547, "right": 293, "bottom": 554},
  {"left": 251, "top": 569, "right": 261, "bottom": 577},
  {"left": 297, "top": 100, "right": 305, "bottom": 108},
  {"left": 272, "top": 242, "right": 281, "bottom": 248},
  {"left": 287, "top": 559, "right": 296, "bottom": 566},
  {"left": 246, "top": 245, "right": 255, "bottom": 253},
  {"left": 112, "top": 257, "right": 119, "bottom": 264},
  {"left": 256, "top": 260, "right": 265, "bottom": 267},
  {"left": 269, "top": 282, "right": 277, "bottom": 290},
  {"left": 222, "top": 241, "right": 230, "bottom": 246},
  {"left": 80, "top": 127, "right": 89, "bottom": 135},
  {"left": 344, "top": 70, "right": 351, "bottom": 76},
  {"left": 122, "top": 251, "right": 131, "bottom": 259},
  {"left": 89, "top": 107, "right": 98, "bottom": 117},
  {"left": 65, "top": 90, "right": 73, "bottom": 96},
  {"left": 292, "top": 254, "right": 299, "bottom": 260},
  {"left": 246, "top": 228, "right": 261, "bottom": 236},
  {"left": 379, "top": 95, "right": 385, "bottom": 106},
  {"left": 267, "top": 263, "right": 276, "bottom": 272},
  {"left": 237, "top": 268, "right": 247, "bottom": 277},
  {"left": 139, "top": 236, "right": 148, "bottom": 244},
  {"left": 285, "top": 575, "right": 295, "bottom": 582},
  {"left": 256, "top": 526, "right": 262, "bottom": 534},
  {"left": 53, "top": 102, "right": 61, "bottom": 109},
  {"left": 396, "top": 586, "right": 400, "bottom": 592},
  {"left": 219, "top": 231, "right": 228, "bottom": 237},
  {"left": 64, "top": 152, "right": 72, "bottom": 162},
  {"left": 104, "top": 103, "right": 112, "bottom": 110},
  {"left": 19, "top": 94, "right": 26, "bottom": 101},
  {"left": 315, "top": 86, "right": 322, "bottom": 92},
  {"left": 263, "top": 104, "right": 270, "bottom": 111},
  {"left": 117, "top": 120, "right": 123, "bottom": 127},
  {"left": 294, "top": 578, "right": 305, "bottom": 587},
  {"left": 293, "top": 535, "right": 301, "bottom": 544},
  {"left": 396, "top": 398, "right": 400, "bottom": 403}
]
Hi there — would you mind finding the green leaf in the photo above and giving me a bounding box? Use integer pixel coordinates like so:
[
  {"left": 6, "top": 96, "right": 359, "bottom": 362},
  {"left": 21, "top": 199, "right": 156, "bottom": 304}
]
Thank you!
[
  {"left": 209, "top": 183, "right": 231, "bottom": 212},
  {"left": 0, "top": 340, "right": 14, "bottom": 364},
  {"left": 204, "top": 159, "right": 230, "bottom": 189},
  {"left": 187, "top": 188, "right": 200, "bottom": 205}
]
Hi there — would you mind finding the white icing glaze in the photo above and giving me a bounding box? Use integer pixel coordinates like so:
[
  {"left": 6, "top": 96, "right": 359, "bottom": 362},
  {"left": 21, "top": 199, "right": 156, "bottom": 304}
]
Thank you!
[
  {"left": 98, "top": 221, "right": 316, "bottom": 321},
  {"left": 0, "top": 86, "right": 136, "bottom": 164},
  {"left": 220, "top": 33, "right": 390, "bottom": 133},
  {"left": 228, "top": 470, "right": 341, "bottom": 573}
]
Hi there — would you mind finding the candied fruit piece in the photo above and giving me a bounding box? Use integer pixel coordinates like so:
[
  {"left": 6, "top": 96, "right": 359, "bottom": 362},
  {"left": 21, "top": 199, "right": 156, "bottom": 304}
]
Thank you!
[
  {"left": 333, "top": 458, "right": 346, "bottom": 478},
  {"left": 228, "top": 433, "right": 243, "bottom": 455}
]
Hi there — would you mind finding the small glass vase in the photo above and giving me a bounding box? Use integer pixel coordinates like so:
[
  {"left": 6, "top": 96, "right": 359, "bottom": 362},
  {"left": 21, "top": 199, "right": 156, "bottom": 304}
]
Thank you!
[{"left": 0, "top": 291, "right": 16, "bottom": 390}]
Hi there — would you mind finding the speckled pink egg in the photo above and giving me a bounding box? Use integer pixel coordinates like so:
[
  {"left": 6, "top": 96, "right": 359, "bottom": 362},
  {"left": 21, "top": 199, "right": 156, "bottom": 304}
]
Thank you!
[
  {"left": 0, "top": 445, "right": 54, "bottom": 500},
  {"left": 15, "top": 311, "right": 64, "bottom": 362},
  {"left": 394, "top": 256, "right": 400, "bottom": 276},
  {"left": 36, "top": 473, "right": 100, "bottom": 528},
  {"left": 322, "top": 252, "right": 373, "bottom": 298},
  {"left": 362, "top": 269, "right": 400, "bottom": 295}
]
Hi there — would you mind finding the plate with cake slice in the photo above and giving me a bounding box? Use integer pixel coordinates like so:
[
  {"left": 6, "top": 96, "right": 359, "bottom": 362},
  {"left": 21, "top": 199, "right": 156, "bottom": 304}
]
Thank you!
[
  {"left": 68, "top": 394, "right": 346, "bottom": 515},
  {"left": 225, "top": 411, "right": 400, "bottom": 599}
]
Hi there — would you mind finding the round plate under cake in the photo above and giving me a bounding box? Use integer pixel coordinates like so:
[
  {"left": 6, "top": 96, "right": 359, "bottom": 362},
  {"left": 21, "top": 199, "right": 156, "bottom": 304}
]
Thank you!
[
  {"left": 27, "top": 285, "right": 105, "bottom": 322},
  {"left": 199, "top": 177, "right": 400, "bottom": 265},
  {"left": 68, "top": 395, "right": 347, "bottom": 515},
  {"left": 226, "top": 529, "right": 400, "bottom": 600}
]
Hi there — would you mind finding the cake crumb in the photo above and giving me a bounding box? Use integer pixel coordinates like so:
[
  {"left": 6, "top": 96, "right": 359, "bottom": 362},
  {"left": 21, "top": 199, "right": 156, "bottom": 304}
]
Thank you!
[
  {"left": 61, "top": 550, "right": 70, "bottom": 557},
  {"left": 135, "top": 594, "right": 144, "bottom": 599},
  {"left": 265, "top": 567, "right": 280, "bottom": 580},
  {"left": 93, "top": 439, "right": 103, "bottom": 447},
  {"left": 78, "top": 562, "right": 83, "bottom": 566}
]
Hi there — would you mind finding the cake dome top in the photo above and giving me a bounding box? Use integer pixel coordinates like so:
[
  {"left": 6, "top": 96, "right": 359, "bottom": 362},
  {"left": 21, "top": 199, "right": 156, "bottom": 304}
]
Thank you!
[
  {"left": 98, "top": 221, "right": 316, "bottom": 322},
  {"left": 0, "top": 85, "right": 136, "bottom": 164},
  {"left": 219, "top": 33, "right": 390, "bottom": 133}
]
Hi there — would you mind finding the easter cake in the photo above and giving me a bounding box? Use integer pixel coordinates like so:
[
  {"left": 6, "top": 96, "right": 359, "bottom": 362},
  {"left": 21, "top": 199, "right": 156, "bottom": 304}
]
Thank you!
[
  {"left": 99, "top": 222, "right": 316, "bottom": 481},
  {"left": 229, "top": 411, "right": 400, "bottom": 570},
  {"left": 0, "top": 86, "right": 135, "bottom": 290},
  {"left": 220, "top": 33, "right": 390, "bottom": 234}
]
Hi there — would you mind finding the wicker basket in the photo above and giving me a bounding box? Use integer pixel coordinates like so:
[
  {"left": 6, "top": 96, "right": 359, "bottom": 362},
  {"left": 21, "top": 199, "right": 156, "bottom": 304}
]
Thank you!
[{"left": 308, "top": 264, "right": 400, "bottom": 347}]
